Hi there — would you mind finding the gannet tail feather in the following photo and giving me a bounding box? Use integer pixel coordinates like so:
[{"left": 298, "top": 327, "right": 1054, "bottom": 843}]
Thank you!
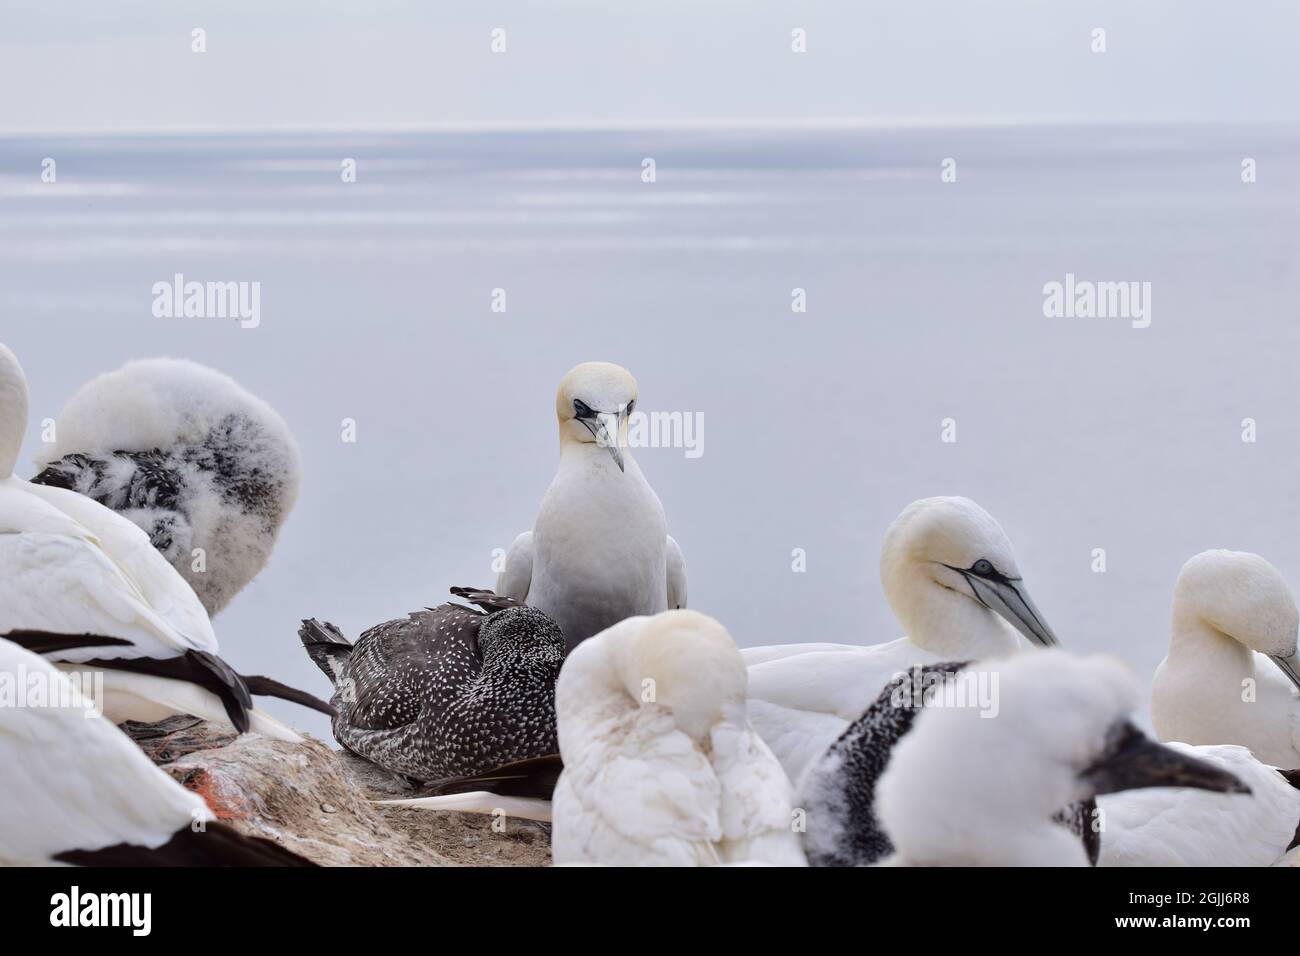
[
  {"left": 80, "top": 650, "right": 253, "bottom": 733},
  {"left": 298, "top": 618, "right": 353, "bottom": 683},
  {"left": 2, "top": 630, "right": 134, "bottom": 656},
  {"left": 241, "top": 674, "right": 336, "bottom": 716},
  {"left": 53, "top": 821, "right": 317, "bottom": 867}
]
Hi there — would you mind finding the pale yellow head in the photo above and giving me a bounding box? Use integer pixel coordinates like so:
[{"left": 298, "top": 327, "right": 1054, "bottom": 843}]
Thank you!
[{"left": 555, "top": 361, "right": 638, "bottom": 471}]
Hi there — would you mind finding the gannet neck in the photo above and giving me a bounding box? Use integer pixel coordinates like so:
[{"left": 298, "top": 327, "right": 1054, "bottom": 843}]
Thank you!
[
  {"left": 0, "top": 344, "right": 28, "bottom": 478},
  {"left": 1167, "top": 612, "right": 1256, "bottom": 673},
  {"left": 889, "top": 572, "right": 1021, "bottom": 658}
]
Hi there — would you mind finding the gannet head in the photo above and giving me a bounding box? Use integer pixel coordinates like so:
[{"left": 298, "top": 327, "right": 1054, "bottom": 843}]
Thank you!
[
  {"left": 0, "top": 343, "right": 29, "bottom": 479},
  {"left": 1174, "top": 549, "right": 1300, "bottom": 692},
  {"left": 880, "top": 496, "right": 1059, "bottom": 650},
  {"left": 555, "top": 362, "right": 637, "bottom": 472},
  {"left": 605, "top": 609, "right": 746, "bottom": 742},
  {"left": 875, "top": 651, "right": 1250, "bottom": 865}
]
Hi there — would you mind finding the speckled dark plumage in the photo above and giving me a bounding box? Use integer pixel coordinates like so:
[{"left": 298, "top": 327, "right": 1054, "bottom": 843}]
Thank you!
[
  {"left": 300, "top": 590, "right": 564, "bottom": 782},
  {"left": 801, "top": 661, "right": 970, "bottom": 867}
]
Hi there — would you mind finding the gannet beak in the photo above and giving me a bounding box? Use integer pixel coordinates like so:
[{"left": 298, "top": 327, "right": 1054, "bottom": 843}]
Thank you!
[
  {"left": 963, "top": 573, "right": 1060, "bottom": 647},
  {"left": 1082, "top": 722, "right": 1251, "bottom": 797},
  {"left": 579, "top": 412, "right": 625, "bottom": 472},
  {"left": 1270, "top": 650, "right": 1300, "bottom": 694}
]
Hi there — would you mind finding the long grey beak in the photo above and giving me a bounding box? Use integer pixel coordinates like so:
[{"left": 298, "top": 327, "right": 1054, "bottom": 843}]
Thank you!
[
  {"left": 1083, "top": 722, "right": 1251, "bottom": 798},
  {"left": 580, "top": 411, "right": 625, "bottom": 472},
  {"left": 966, "top": 574, "right": 1060, "bottom": 647},
  {"left": 1270, "top": 650, "right": 1300, "bottom": 694}
]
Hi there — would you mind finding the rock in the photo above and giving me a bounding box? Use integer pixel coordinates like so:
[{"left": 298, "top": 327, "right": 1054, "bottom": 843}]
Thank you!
[{"left": 122, "top": 718, "right": 553, "bottom": 867}]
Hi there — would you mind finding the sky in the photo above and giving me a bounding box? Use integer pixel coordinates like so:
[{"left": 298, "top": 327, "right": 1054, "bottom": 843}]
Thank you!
[{"left": 3, "top": 0, "right": 1300, "bottom": 133}]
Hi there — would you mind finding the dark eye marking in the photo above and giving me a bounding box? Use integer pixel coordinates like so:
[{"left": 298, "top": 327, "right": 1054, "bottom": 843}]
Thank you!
[{"left": 573, "top": 399, "right": 594, "bottom": 419}]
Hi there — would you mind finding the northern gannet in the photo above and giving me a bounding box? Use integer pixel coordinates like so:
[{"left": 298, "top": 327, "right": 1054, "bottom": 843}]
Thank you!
[
  {"left": 874, "top": 652, "right": 1249, "bottom": 866},
  {"left": 1098, "top": 743, "right": 1300, "bottom": 867},
  {"left": 800, "top": 660, "right": 1099, "bottom": 866},
  {"left": 552, "top": 609, "right": 805, "bottom": 866},
  {"left": 1151, "top": 550, "right": 1300, "bottom": 768},
  {"left": 0, "top": 637, "right": 313, "bottom": 866},
  {"left": 30, "top": 358, "right": 301, "bottom": 616},
  {"left": 496, "top": 362, "right": 686, "bottom": 653},
  {"left": 744, "top": 496, "right": 1059, "bottom": 781},
  {"left": 0, "top": 344, "right": 324, "bottom": 741},
  {"left": 301, "top": 588, "right": 563, "bottom": 782}
]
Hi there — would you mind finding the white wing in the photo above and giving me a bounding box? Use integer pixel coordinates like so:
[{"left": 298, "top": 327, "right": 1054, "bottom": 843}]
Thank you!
[
  {"left": 1098, "top": 743, "right": 1300, "bottom": 867},
  {"left": 0, "top": 639, "right": 211, "bottom": 864},
  {"left": 0, "top": 483, "right": 210, "bottom": 662},
  {"left": 17, "top": 480, "right": 215, "bottom": 652},
  {"left": 666, "top": 534, "right": 687, "bottom": 609},
  {"left": 497, "top": 531, "right": 534, "bottom": 603},
  {"left": 745, "top": 638, "right": 946, "bottom": 780},
  {"left": 552, "top": 704, "right": 723, "bottom": 866}
]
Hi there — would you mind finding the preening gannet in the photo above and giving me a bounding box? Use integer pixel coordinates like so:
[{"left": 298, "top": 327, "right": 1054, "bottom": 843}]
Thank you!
[
  {"left": 301, "top": 588, "right": 563, "bottom": 782},
  {"left": 1151, "top": 550, "right": 1300, "bottom": 768},
  {"left": 1098, "top": 743, "right": 1300, "bottom": 867},
  {"left": 744, "top": 496, "right": 1060, "bottom": 781},
  {"left": 0, "top": 344, "right": 324, "bottom": 741},
  {"left": 30, "top": 358, "right": 301, "bottom": 616},
  {"left": 874, "top": 652, "right": 1249, "bottom": 866},
  {"left": 0, "top": 638, "right": 313, "bottom": 866},
  {"left": 551, "top": 609, "right": 805, "bottom": 866},
  {"left": 496, "top": 362, "right": 686, "bottom": 653}
]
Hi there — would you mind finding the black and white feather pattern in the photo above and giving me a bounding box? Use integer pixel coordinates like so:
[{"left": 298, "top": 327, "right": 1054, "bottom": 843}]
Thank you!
[{"left": 301, "top": 588, "right": 564, "bottom": 782}]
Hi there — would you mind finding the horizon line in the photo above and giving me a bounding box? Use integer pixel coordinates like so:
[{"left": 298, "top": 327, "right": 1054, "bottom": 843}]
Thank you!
[{"left": 0, "top": 114, "right": 1281, "bottom": 139}]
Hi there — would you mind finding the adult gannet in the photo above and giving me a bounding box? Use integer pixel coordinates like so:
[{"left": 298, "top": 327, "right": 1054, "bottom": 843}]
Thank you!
[
  {"left": 1098, "top": 743, "right": 1300, "bottom": 867},
  {"left": 874, "top": 652, "right": 1249, "bottom": 866},
  {"left": 301, "top": 587, "right": 564, "bottom": 781},
  {"left": 30, "top": 358, "right": 301, "bottom": 616},
  {"left": 0, "top": 637, "right": 314, "bottom": 866},
  {"left": 496, "top": 362, "right": 686, "bottom": 653},
  {"left": 1151, "top": 550, "right": 1300, "bottom": 768},
  {"left": 551, "top": 609, "right": 805, "bottom": 866},
  {"left": 744, "top": 496, "right": 1060, "bottom": 781},
  {"left": 0, "top": 344, "right": 322, "bottom": 740}
]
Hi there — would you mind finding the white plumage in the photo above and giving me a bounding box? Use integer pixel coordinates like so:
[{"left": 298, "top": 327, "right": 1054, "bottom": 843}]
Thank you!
[
  {"left": 551, "top": 610, "right": 805, "bottom": 866},
  {"left": 0, "top": 637, "right": 213, "bottom": 865},
  {"left": 0, "top": 344, "right": 300, "bottom": 741},
  {"left": 1151, "top": 550, "right": 1300, "bottom": 768},
  {"left": 744, "top": 496, "right": 1059, "bottom": 782},
  {"left": 875, "top": 651, "right": 1249, "bottom": 866},
  {"left": 1099, "top": 743, "right": 1300, "bottom": 867},
  {"left": 30, "top": 357, "right": 301, "bottom": 617},
  {"left": 496, "top": 362, "right": 686, "bottom": 653}
]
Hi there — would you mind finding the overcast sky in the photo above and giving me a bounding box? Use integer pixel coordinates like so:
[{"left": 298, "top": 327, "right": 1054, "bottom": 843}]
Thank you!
[{"left": 2, "top": 0, "right": 1298, "bottom": 133}]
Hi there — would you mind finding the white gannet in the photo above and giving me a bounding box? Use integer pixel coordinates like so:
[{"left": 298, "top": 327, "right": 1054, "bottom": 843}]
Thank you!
[
  {"left": 496, "top": 362, "right": 686, "bottom": 653},
  {"left": 744, "top": 496, "right": 1059, "bottom": 781},
  {"left": 874, "top": 652, "right": 1249, "bottom": 866},
  {"left": 0, "top": 344, "right": 323, "bottom": 740},
  {"left": 0, "top": 637, "right": 314, "bottom": 866},
  {"left": 1098, "top": 743, "right": 1300, "bottom": 867},
  {"left": 300, "top": 587, "right": 563, "bottom": 782},
  {"left": 552, "top": 609, "right": 805, "bottom": 866},
  {"left": 1151, "top": 550, "right": 1300, "bottom": 768},
  {"left": 30, "top": 357, "right": 301, "bottom": 617}
]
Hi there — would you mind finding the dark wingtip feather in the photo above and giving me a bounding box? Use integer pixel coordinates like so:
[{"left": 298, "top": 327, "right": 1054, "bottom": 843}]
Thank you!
[
  {"left": 242, "top": 674, "right": 336, "bottom": 717},
  {"left": 448, "top": 586, "right": 522, "bottom": 615},
  {"left": 53, "top": 821, "right": 317, "bottom": 867}
]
